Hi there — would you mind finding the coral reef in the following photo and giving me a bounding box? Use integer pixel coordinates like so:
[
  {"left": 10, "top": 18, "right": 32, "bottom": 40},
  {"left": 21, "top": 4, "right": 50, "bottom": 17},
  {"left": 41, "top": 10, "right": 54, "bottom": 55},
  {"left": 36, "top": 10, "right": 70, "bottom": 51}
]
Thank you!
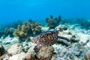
[
  {"left": 0, "top": 28, "right": 14, "bottom": 38},
  {"left": 77, "top": 18, "right": 90, "bottom": 29},
  {"left": 0, "top": 16, "right": 90, "bottom": 60},
  {"left": 13, "top": 25, "right": 29, "bottom": 40},
  {"left": 46, "top": 15, "right": 61, "bottom": 29},
  {"left": 3, "top": 28, "right": 14, "bottom": 38},
  {"left": 13, "top": 20, "right": 42, "bottom": 40},
  {"left": 56, "top": 25, "right": 79, "bottom": 45},
  {"left": 0, "top": 20, "right": 23, "bottom": 38},
  {"left": 7, "top": 43, "right": 24, "bottom": 55},
  {"left": 37, "top": 46, "right": 54, "bottom": 60}
]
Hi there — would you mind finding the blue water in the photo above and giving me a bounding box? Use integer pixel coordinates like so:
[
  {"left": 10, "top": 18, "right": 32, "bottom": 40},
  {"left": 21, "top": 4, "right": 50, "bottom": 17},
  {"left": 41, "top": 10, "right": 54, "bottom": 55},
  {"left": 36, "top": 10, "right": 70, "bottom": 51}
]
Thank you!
[{"left": 0, "top": 0, "right": 90, "bottom": 24}]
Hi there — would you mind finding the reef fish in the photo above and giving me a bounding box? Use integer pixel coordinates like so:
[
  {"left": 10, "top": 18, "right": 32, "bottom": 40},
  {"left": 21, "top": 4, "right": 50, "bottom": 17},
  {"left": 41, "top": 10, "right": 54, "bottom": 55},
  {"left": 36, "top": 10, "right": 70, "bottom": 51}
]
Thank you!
[{"left": 32, "top": 30, "right": 70, "bottom": 52}]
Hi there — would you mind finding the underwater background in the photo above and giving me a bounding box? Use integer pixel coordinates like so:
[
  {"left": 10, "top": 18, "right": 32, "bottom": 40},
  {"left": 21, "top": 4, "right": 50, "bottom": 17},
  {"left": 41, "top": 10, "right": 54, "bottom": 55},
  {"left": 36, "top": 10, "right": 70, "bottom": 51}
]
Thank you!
[
  {"left": 0, "top": 0, "right": 90, "bottom": 24},
  {"left": 0, "top": 0, "right": 90, "bottom": 60}
]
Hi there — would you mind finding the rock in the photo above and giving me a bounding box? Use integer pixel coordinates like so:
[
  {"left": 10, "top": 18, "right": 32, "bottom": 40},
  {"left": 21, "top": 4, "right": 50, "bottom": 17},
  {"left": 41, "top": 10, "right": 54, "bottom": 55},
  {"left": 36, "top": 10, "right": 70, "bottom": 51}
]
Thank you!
[
  {"left": 24, "top": 53, "right": 35, "bottom": 60},
  {"left": 57, "top": 29, "right": 79, "bottom": 45},
  {"left": 37, "top": 46, "right": 54, "bottom": 60},
  {"left": 55, "top": 25, "right": 68, "bottom": 30},
  {"left": 27, "top": 46, "right": 36, "bottom": 55},
  {"left": 9, "top": 52, "right": 26, "bottom": 60},
  {"left": 42, "top": 27, "right": 49, "bottom": 32},
  {"left": 85, "top": 50, "right": 90, "bottom": 60},
  {"left": 7, "top": 43, "right": 24, "bottom": 55},
  {"left": 51, "top": 54, "right": 57, "bottom": 60},
  {"left": 2, "top": 36, "right": 19, "bottom": 45},
  {"left": 9, "top": 52, "right": 36, "bottom": 60},
  {"left": 59, "top": 48, "right": 68, "bottom": 57},
  {"left": 78, "top": 33, "right": 90, "bottom": 44},
  {"left": 0, "top": 44, "right": 5, "bottom": 56}
]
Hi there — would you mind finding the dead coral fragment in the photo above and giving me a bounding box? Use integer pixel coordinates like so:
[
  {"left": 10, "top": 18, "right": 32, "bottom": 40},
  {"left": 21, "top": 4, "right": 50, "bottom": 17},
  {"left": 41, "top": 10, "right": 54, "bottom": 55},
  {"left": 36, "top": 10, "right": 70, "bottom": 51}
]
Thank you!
[{"left": 46, "top": 15, "right": 61, "bottom": 29}]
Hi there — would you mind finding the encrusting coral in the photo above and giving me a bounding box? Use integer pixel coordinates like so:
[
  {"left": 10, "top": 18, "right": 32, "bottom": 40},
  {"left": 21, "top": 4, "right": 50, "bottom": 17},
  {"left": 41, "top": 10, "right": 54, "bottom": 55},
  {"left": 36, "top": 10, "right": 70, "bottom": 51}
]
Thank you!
[
  {"left": 13, "top": 20, "right": 42, "bottom": 40},
  {"left": 46, "top": 15, "right": 61, "bottom": 29}
]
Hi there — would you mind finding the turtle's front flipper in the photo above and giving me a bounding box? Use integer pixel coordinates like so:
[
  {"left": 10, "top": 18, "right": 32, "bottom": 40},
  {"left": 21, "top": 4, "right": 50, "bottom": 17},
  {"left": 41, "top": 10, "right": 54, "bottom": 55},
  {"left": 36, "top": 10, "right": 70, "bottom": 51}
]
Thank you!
[{"left": 58, "top": 36, "right": 70, "bottom": 42}]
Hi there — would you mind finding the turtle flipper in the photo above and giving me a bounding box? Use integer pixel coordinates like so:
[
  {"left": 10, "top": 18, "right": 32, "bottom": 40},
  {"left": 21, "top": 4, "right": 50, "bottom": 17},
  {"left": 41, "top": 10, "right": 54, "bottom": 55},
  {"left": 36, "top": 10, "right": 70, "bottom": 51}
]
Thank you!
[
  {"left": 34, "top": 45, "right": 41, "bottom": 52},
  {"left": 58, "top": 36, "right": 70, "bottom": 42}
]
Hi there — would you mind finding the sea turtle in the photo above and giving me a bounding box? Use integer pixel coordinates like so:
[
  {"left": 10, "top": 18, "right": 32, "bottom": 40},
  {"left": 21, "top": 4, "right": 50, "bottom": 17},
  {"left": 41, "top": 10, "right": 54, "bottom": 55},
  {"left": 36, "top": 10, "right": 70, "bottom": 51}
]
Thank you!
[{"left": 32, "top": 30, "right": 70, "bottom": 52}]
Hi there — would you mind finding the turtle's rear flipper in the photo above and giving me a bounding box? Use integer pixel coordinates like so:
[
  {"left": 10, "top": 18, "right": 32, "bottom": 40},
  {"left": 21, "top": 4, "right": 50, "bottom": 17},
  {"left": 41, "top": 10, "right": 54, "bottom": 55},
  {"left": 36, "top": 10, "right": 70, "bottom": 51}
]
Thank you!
[
  {"left": 34, "top": 45, "right": 41, "bottom": 52},
  {"left": 58, "top": 36, "right": 70, "bottom": 42}
]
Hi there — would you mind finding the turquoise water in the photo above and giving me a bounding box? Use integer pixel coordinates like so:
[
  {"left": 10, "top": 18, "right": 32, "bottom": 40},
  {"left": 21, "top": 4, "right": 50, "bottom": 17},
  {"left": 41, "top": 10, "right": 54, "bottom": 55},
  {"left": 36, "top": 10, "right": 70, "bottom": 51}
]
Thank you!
[{"left": 0, "top": 0, "right": 90, "bottom": 24}]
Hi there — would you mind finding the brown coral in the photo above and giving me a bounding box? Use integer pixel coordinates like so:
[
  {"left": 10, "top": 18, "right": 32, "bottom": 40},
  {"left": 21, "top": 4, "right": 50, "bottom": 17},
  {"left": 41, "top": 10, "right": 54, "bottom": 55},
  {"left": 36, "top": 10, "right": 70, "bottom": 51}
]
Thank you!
[
  {"left": 46, "top": 15, "right": 61, "bottom": 29},
  {"left": 13, "top": 20, "right": 42, "bottom": 40},
  {"left": 24, "top": 20, "right": 42, "bottom": 35},
  {"left": 13, "top": 25, "right": 29, "bottom": 40}
]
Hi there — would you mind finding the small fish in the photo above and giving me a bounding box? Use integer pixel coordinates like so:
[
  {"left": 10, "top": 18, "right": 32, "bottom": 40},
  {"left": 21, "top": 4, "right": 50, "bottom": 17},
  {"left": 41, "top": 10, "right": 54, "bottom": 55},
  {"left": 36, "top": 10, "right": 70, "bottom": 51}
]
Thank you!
[{"left": 32, "top": 30, "right": 70, "bottom": 52}]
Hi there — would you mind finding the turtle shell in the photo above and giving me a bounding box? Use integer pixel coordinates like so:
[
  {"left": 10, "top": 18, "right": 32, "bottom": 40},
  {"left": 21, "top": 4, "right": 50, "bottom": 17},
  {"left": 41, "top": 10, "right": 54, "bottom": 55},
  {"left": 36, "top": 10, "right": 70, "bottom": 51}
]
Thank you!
[{"left": 32, "top": 31, "right": 59, "bottom": 46}]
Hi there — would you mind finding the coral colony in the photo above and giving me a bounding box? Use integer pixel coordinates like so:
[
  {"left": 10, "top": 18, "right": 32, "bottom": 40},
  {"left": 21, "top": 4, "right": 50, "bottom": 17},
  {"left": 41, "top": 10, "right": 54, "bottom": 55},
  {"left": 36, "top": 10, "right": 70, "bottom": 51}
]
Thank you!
[{"left": 0, "top": 15, "right": 90, "bottom": 60}]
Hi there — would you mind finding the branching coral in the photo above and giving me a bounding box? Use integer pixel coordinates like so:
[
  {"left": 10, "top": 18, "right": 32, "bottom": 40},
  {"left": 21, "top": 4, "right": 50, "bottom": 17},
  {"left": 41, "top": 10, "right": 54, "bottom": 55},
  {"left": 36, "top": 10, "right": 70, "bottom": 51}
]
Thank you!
[
  {"left": 24, "top": 20, "right": 42, "bottom": 35},
  {"left": 31, "top": 22, "right": 42, "bottom": 35},
  {"left": 46, "top": 15, "right": 61, "bottom": 29},
  {"left": 0, "top": 28, "right": 14, "bottom": 38},
  {"left": 13, "top": 25, "right": 29, "bottom": 40},
  {"left": 3, "top": 28, "right": 14, "bottom": 38},
  {"left": 13, "top": 20, "right": 42, "bottom": 40}
]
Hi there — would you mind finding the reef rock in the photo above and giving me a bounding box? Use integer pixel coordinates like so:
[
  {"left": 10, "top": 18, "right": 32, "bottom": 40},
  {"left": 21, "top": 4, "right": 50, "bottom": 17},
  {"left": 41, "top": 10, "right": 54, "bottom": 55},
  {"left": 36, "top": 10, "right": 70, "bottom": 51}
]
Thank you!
[
  {"left": 42, "top": 27, "right": 49, "bottom": 32},
  {"left": 85, "top": 50, "right": 90, "bottom": 60},
  {"left": 24, "top": 53, "right": 35, "bottom": 60},
  {"left": 55, "top": 25, "right": 68, "bottom": 30},
  {"left": 37, "top": 46, "right": 54, "bottom": 60},
  {"left": 57, "top": 29, "right": 79, "bottom": 45},
  {"left": 7, "top": 43, "right": 24, "bottom": 55},
  {"left": 51, "top": 54, "right": 57, "bottom": 60},
  {"left": 9, "top": 52, "right": 26, "bottom": 60}
]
